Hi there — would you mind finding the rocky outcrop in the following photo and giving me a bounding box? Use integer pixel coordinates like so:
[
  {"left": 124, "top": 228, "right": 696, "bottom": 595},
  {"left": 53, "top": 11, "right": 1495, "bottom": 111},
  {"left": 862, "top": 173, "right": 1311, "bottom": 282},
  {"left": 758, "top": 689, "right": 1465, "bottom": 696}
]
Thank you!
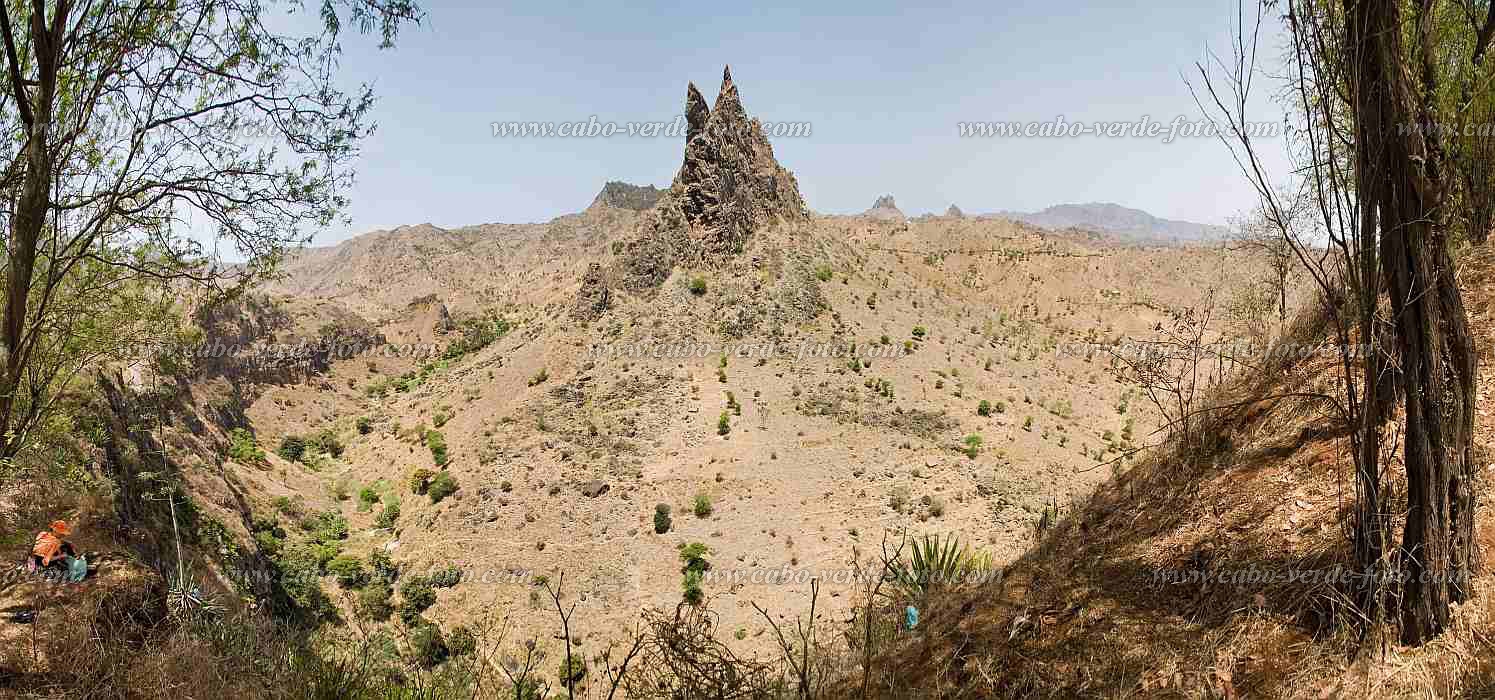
[
  {"left": 573, "top": 262, "right": 611, "bottom": 320},
  {"left": 946, "top": 204, "right": 965, "bottom": 218},
  {"left": 589, "top": 181, "right": 664, "bottom": 211},
  {"left": 606, "top": 66, "right": 809, "bottom": 296},
  {"left": 864, "top": 195, "right": 905, "bottom": 221}
]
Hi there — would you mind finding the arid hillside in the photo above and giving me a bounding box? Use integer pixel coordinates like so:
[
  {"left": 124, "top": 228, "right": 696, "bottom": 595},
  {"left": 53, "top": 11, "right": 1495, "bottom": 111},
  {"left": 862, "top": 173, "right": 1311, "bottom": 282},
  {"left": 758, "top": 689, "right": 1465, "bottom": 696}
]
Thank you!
[{"left": 210, "top": 64, "right": 1279, "bottom": 662}]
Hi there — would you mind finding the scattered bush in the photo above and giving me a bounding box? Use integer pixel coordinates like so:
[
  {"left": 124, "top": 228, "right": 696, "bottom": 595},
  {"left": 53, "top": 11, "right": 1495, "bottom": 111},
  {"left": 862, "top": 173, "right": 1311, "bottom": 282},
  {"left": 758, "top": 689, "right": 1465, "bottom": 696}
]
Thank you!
[
  {"left": 409, "top": 468, "right": 435, "bottom": 494},
  {"left": 814, "top": 265, "right": 834, "bottom": 282},
  {"left": 327, "top": 555, "right": 369, "bottom": 588},
  {"left": 448, "top": 624, "right": 477, "bottom": 657},
  {"left": 425, "top": 429, "right": 448, "bottom": 466},
  {"left": 977, "top": 400, "right": 992, "bottom": 417},
  {"left": 375, "top": 501, "right": 401, "bottom": 529},
  {"left": 962, "top": 433, "right": 983, "bottom": 459},
  {"left": 356, "top": 416, "right": 374, "bottom": 434},
  {"left": 557, "top": 652, "right": 587, "bottom": 688},
  {"left": 430, "top": 565, "right": 463, "bottom": 588},
  {"left": 693, "top": 492, "right": 713, "bottom": 518},
  {"left": 688, "top": 277, "right": 707, "bottom": 295},
  {"left": 370, "top": 550, "right": 399, "bottom": 584},
  {"left": 716, "top": 411, "right": 731, "bottom": 436},
  {"left": 653, "top": 503, "right": 673, "bottom": 534},
  {"left": 427, "top": 471, "right": 458, "bottom": 503},
  {"left": 400, "top": 575, "right": 437, "bottom": 621},
  {"left": 409, "top": 624, "right": 449, "bottom": 668},
  {"left": 309, "top": 510, "right": 349, "bottom": 544},
  {"left": 228, "top": 428, "right": 267, "bottom": 465},
  {"left": 912, "top": 326, "right": 928, "bottom": 340},
  {"left": 356, "top": 583, "right": 393, "bottom": 621},
  {"left": 528, "top": 368, "right": 549, "bottom": 386},
  {"left": 277, "top": 435, "right": 307, "bottom": 462}
]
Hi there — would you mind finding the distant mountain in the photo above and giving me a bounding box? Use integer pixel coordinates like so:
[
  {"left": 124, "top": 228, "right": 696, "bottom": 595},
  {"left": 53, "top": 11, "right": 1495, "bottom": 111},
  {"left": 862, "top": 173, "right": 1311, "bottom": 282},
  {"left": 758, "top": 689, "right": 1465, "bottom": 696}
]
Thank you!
[
  {"left": 589, "top": 181, "right": 663, "bottom": 212},
  {"left": 863, "top": 195, "right": 906, "bottom": 221},
  {"left": 993, "top": 203, "right": 1229, "bottom": 243}
]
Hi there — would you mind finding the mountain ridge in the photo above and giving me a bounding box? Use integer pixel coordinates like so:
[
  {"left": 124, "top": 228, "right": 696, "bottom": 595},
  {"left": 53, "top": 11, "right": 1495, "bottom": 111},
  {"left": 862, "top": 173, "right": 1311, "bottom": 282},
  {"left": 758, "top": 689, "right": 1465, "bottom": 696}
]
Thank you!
[{"left": 992, "top": 201, "right": 1229, "bottom": 243}]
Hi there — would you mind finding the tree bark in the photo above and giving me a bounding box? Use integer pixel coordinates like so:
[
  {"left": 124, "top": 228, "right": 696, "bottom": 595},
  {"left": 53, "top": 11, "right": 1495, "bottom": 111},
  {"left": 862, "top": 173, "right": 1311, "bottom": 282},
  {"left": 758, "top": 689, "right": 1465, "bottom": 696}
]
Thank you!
[{"left": 1348, "top": 0, "right": 1480, "bottom": 645}]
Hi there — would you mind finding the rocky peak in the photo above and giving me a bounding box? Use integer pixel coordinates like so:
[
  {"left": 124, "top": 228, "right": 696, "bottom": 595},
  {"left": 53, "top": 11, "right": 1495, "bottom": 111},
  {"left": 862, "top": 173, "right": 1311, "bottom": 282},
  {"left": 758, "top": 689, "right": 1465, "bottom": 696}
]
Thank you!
[
  {"left": 675, "top": 65, "right": 808, "bottom": 257},
  {"left": 946, "top": 204, "right": 965, "bottom": 218},
  {"left": 600, "top": 66, "right": 810, "bottom": 301},
  {"left": 864, "top": 195, "right": 905, "bottom": 221},
  {"left": 590, "top": 181, "right": 664, "bottom": 211}
]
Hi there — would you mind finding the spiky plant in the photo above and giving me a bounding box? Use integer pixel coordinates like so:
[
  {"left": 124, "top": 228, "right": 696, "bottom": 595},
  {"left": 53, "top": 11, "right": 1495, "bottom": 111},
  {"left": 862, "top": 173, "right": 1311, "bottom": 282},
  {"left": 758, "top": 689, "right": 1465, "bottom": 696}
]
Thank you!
[{"left": 889, "top": 533, "right": 992, "bottom": 599}]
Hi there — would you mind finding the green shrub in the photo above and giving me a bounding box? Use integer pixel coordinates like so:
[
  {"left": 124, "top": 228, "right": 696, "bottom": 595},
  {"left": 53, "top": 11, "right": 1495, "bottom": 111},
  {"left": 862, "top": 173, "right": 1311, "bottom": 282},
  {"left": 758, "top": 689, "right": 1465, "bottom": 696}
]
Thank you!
[
  {"left": 409, "top": 468, "right": 435, "bottom": 494},
  {"left": 527, "top": 368, "right": 548, "bottom": 386},
  {"left": 977, "top": 400, "right": 992, "bottom": 417},
  {"left": 253, "top": 530, "right": 283, "bottom": 557},
  {"left": 716, "top": 411, "right": 730, "bottom": 436},
  {"left": 912, "top": 326, "right": 928, "bottom": 340},
  {"left": 443, "top": 315, "right": 512, "bottom": 361},
  {"left": 814, "top": 265, "right": 834, "bottom": 282},
  {"left": 679, "top": 542, "right": 710, "bottom": 575},
  {"left": 410, "top": 624, "right": 449, "bottom": 668},
  {"left": 427, "top": 471, "right": 458, "bottom": 503},
  {"left": 358, "top": 485, "right": 380, "bottom": 506},
  {"left": 653, "top": 503, "right": 673, "bottom": 534},
  {"left": 375, "top": 501, "right": 401, "bottom": 529},
  {"left": 356, "top": 583, "right": 393, "bottom": 621},
  {"left": 962, "top": 433, "right": 983, "bottom": 459},
  {"left": 682, "top": 570, "right": 705, "bottom": 606},
  {"left": 370, "top": 550, "right": 399, "bottom": 583},
  {"left": 557, "top": 652, "right": 587, "bottom": 687},
  {"left": 228, "top": 428, "right": 266, "bottom": 465},
  {"left": 309, "top": 510, "right": 349, "bottom": 544},
  {"left": 425, "top": 429, "right": 448, "bottom": 466},
  {"left": 277, "top": 435, "right": 306, "bottom": 462},
  {"left": 327, "top": 555, "right": 369, "bottom": 588},
  {"left": 356, "top": 416, "right": 374, "bottom": 434},
  {"left": 277, "top": 543, "right": 334, "bottom": 617},
  {"left": 430, "top": 565, "right": 463, "bottom": 588},
  {"left": 693, "top": 492, "right": 713, "bottom": 518},
  {"left": 448, "top": 625, "right": 477, "bottom": 657},
  {"left": 688, "top": 277, "right": 707, "bottom": 295},
  {"left": 400, "top": 575, "right": 437, "bottom": 616},
  {"left": 311, "top": 428, "right": 344, "bottom": 458}
]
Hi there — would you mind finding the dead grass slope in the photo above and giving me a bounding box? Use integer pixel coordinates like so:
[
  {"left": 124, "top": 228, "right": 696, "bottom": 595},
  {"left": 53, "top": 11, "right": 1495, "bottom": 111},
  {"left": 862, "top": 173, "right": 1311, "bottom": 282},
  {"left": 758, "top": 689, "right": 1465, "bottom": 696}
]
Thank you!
[{"left": 863, "top": 245, "right": 1495, "bottom": 699}]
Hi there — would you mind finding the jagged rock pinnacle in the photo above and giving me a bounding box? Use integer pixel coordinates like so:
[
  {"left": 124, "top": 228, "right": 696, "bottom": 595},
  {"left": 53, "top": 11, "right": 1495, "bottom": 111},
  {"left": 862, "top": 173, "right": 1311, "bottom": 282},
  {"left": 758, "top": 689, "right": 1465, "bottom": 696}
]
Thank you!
[
  {"left": 713, "top": 64, "right": 743, "bottom": 117},
  {"left": 606, "top": 66, "right": 809, "bottom": 296},
  {"left": 685, "top": 83, "right": 710, "bottom": 140}
]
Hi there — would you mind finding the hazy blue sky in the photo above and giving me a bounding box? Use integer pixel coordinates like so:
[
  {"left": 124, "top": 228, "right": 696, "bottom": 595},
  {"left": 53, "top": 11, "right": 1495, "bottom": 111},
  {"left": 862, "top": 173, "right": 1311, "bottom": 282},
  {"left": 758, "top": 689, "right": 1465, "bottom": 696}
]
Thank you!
[{"left": 313, "top": 0, "right": 1291, "bottom": 245}]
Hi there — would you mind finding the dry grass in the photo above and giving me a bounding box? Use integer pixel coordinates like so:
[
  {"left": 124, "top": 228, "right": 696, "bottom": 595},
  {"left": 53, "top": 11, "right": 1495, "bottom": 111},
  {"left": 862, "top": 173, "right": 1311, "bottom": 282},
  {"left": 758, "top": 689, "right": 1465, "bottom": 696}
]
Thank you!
[{"left": 856, "top": 259, "right": 1495, "bottom": 698}]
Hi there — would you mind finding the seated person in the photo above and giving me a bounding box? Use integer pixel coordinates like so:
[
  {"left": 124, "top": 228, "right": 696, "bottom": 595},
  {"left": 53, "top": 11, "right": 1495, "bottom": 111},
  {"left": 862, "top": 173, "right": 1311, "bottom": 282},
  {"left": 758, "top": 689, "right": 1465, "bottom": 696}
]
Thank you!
[{"left": 29, "top": 520, "right": 77, "bottom": 573}]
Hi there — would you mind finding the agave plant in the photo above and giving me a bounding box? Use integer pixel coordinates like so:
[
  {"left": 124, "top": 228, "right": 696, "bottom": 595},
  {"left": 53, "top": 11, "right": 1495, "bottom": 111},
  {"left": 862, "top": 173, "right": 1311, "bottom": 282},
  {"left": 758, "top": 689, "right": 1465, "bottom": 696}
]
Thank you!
[{"left": 888, "top": 533, "right": 993, "bottom": 599}]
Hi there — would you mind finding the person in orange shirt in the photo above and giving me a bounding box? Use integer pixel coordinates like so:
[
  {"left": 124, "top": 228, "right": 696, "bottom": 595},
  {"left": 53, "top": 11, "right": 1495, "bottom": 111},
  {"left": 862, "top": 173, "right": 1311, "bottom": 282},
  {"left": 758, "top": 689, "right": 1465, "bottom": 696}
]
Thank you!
[{"left": 29, "top": 520, "right": 77, "bottom": 572}]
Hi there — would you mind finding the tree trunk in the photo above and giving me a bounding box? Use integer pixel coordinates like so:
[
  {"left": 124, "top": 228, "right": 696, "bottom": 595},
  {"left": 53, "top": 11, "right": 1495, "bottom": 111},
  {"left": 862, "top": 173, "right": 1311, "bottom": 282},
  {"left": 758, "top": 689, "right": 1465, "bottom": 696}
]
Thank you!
[{"left": 1349, "top": 0, "right": 1480, "bottom": 645}]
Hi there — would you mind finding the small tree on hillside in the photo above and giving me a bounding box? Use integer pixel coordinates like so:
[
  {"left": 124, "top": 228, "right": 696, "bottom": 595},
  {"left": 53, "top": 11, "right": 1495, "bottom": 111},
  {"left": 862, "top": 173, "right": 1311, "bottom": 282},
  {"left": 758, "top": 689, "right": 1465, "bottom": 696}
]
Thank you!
[{"left": 0, "top": 0, "right": 423, "bottom": 458}]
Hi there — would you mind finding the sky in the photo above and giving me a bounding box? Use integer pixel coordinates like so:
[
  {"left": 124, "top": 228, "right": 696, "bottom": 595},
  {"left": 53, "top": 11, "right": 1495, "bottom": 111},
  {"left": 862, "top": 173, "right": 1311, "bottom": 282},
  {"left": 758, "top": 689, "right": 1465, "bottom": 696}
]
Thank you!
[{"left": 308, "top": 0, "right": 1294, "bottom": 246}]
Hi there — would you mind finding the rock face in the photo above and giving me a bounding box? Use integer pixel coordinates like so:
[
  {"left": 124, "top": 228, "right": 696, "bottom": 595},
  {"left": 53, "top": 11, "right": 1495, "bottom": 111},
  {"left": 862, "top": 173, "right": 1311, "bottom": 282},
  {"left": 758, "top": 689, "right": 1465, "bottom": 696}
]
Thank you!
[
  {"left": 946, "top": 204, "right": 965, "bottom": 218},
  {"left": 590, "top": 181, "right": 664, "bottom": 211},
  {"left": 606, "top": 66, "right": 809, "bottom": 295},
  {"left": 572, "top": 262, "right": 611, "bottom": 320},
  {"left": 864, "top": 195, "right": 905, "bottom": 221},
  {"left": 675, "top": 67, "right": 809, "bottom": 257}
]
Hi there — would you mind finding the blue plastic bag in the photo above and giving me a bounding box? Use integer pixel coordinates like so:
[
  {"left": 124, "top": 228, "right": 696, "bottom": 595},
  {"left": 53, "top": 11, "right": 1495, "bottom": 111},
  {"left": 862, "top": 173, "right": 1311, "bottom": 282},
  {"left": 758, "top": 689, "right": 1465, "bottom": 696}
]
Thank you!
[
  {"left": 64, "top": 555, "right": 87, "bottom": 583},
  {"left": 905, "top": 605, "right": 919, "bottom": 630}
]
